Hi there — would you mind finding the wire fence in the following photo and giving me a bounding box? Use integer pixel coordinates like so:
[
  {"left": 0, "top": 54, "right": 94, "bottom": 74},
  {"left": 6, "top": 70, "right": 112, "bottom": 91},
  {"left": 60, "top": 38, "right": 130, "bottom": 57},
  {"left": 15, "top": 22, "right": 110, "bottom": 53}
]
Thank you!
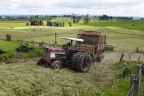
[
  {"left": 127, "top": 64, "right": 143, "bottom": 96},
  {"left": 0, "top": 37, "right": 55, "bottom": 48}
]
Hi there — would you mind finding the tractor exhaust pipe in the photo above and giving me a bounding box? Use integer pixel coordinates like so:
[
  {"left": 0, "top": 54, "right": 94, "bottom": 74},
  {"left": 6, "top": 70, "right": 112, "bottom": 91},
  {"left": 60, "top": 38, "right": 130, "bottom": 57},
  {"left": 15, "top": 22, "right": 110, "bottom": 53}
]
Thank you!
[{"left": 54, "top": 33, "right": 57, "bottom": 48}]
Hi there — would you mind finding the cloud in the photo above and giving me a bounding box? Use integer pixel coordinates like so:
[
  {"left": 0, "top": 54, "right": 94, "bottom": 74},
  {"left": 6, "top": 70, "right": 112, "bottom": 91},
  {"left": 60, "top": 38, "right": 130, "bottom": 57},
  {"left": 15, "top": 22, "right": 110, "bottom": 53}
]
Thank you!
[
  {"left": 54, "top": 0, "right": 142, "bottom": 9},
  {"left": 0, "top": 0, "right": 143, "bottom": 17}
]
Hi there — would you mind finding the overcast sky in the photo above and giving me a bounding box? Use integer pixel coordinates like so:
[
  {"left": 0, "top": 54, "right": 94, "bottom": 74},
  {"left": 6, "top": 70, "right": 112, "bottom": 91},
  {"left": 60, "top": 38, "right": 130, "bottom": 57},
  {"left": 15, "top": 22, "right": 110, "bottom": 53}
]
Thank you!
[{"left": 0, "top": 0, "right": 144, "bottom": 17}]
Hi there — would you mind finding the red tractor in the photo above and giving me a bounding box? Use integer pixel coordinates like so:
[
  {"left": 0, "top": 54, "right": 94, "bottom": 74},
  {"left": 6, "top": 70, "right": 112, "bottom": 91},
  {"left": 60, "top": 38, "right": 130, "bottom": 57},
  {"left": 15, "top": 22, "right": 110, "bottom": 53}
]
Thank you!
[{"left": 37, "top": 30, "right": 106, "bottom": 72}]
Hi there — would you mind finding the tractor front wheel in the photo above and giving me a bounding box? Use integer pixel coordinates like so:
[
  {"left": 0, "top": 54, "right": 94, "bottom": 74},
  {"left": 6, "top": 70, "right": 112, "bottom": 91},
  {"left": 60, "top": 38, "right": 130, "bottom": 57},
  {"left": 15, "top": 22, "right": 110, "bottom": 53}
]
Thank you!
[
  {"left": 36, "top": 57, "right": 44, "bottom": 66},
  {"left": 51, "top": 60, "right": 62, "bottom": 70}
]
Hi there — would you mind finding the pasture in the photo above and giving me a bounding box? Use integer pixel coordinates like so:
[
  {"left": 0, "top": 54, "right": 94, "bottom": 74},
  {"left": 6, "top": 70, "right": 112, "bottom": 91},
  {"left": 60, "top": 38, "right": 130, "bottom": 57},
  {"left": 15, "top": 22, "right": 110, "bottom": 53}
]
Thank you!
[
  {"left": 0, "top": 18, "right": 144, "bottom": 96},
  {"left": 0, "top": 20, "right": 144, "bottom": 52}
]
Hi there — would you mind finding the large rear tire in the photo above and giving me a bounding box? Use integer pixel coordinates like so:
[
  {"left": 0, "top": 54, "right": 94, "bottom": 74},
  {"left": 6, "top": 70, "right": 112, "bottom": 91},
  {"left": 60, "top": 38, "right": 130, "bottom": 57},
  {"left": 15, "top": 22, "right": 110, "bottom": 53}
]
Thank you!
[
  {"left": 77, "top": 53, "right": 92, "bottom": 72},
  {"left": 71, "top": 52, "right": 83, "bottom": 71},
  {"left": 51, "top": 60, "right": 62, "bottom": 70}
]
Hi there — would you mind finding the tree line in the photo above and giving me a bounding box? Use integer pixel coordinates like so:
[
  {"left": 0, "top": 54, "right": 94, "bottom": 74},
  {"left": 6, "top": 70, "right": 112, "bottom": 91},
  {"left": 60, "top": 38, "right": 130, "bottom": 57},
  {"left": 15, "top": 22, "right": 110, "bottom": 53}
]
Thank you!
[
  {"left": 26, "top": 19, "right": 65, "bottom": 27},
  {"left": 47, "top": 19, "right": 65, "bottom": 27},
  {"left": 26, "top": 19, "right": 43, "bottom": 26},
  {"left": 98, "top": 15, "right": 133, "bottom": 20}
]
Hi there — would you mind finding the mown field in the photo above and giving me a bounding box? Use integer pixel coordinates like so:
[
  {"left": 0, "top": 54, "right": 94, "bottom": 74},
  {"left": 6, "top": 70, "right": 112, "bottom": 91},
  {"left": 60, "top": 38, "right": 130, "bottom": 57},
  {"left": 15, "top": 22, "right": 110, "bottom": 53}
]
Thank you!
[
  {"left": 0, "top": 27, "right": 144, "bottom": 52},
  {"left": 0, "top": 17, "right": 144, "bottom": 96}
]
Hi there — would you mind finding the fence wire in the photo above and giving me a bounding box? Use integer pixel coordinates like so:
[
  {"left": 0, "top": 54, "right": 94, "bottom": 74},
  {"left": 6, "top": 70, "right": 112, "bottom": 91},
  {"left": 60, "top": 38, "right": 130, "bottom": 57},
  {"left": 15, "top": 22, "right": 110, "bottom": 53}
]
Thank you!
[{"left": 127, "top": 69, "right": 141, "bottom": 96}]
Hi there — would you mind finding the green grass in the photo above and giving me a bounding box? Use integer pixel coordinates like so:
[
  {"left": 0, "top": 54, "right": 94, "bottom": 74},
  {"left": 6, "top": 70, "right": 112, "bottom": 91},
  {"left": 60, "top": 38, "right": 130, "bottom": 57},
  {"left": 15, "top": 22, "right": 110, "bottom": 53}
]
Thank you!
[
  {"left": 0, "top": 21, "right": 26, "bottom": 27},
  {"left": 0, "top": 41, "right": 43, "bottom": 62},
  {"left": 82, "top": 19, "right": 144, "bottom": 31},
  {"left": 139, "top": 77, "right": 144, "bottom": 96},
  {"left": 103, "top": 61, "right": 143, "bottom": 96},
  {"left": 0, "top": 41, "right": 19, "bottom": 51},
  {"left": 104, "top": 77, "right": 129, "bottom": 96}
]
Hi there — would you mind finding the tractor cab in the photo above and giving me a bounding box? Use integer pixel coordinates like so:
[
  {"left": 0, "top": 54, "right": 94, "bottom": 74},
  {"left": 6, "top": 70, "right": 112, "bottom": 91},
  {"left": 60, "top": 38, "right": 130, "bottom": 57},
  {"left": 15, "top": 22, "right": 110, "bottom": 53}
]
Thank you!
[{"left": 60, "top": 37, "right": 84, "bottom": 52}]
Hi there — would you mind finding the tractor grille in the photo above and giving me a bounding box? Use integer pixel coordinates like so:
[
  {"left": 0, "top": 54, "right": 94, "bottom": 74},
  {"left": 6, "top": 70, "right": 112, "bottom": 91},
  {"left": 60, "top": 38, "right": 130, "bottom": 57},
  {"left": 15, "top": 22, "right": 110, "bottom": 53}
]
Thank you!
[{"left": 43, "top": 52, "right": 48, "bottom": 60}]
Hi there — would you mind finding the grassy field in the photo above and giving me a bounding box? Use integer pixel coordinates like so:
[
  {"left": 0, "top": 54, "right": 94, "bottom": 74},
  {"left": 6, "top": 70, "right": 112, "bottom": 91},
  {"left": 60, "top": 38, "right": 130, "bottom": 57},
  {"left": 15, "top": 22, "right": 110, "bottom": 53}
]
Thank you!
[
  {"left": 0, "top": 18, "right": 144, "bottom": 96},
  {"left": 0, "top": 26, "right": 144, "bottom": 52},
  {"left": 0, "top": 41, "right": 19, "bottom": 51},
  {"left": 82, "top": 18, "right": 144, "bottom": 31}
]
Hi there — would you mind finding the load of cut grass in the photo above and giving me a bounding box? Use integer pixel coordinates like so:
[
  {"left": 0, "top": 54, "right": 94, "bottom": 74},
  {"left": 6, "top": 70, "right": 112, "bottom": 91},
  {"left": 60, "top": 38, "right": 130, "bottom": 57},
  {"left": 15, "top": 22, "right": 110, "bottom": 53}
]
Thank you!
[{"left": 0, "top": 62, "right": 102, "bottom": 96}]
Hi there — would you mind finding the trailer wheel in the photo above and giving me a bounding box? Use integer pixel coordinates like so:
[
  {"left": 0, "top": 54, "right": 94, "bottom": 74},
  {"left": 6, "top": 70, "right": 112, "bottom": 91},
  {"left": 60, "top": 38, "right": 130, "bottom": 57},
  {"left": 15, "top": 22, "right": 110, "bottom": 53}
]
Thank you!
[
  {"left": 77, "top": 53, "right": 92, "bottom": 73},
  {"left": 36, "top": 57, "right": 44, "bottom": 65},
  {"left": 51, "top": 60, "right": 61, "bottom": 70},
  {"left": 71, "top": 52, "right": 83, "bottom": 71},
  {"left": 96, "top": 56, "right": 101, "bottom": 62},
  {"left": 96, "top": 54, "right": 104, "bottom": 62}
]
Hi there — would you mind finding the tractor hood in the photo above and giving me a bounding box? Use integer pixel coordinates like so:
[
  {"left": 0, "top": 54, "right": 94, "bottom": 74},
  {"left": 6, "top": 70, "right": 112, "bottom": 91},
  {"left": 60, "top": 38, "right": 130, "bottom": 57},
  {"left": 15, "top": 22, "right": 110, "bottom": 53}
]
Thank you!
[{"left": 44, "top": 48, "right": 65, "bottom": 53}]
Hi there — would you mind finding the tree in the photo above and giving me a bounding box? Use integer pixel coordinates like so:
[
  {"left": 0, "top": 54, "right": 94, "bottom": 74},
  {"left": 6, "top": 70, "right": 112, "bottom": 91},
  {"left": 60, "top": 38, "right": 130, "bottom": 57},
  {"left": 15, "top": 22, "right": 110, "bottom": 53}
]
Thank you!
[
  {"left": 72, "top": 13, "right": 75, "bottom": 23},
  {"left": 26, "top": 22, "right": 29, "bottom": 26},
  {"left": 47, "top": 19, "right": 52, "bottom": 26},
  {"left": 84, "top": 14, "right": 90, "bottom": 23},
  {"left": 6, "top": 34, "right": 12, "bottom": 41},
  {"left": 39, "top": 20, "right": 43, "bottom": 26}
]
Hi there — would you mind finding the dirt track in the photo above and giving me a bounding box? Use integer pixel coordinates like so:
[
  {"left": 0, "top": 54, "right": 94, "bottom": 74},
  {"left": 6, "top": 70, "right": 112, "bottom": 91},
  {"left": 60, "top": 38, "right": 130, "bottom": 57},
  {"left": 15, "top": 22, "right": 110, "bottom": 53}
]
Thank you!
[
  {"left": 103, "top": 52, "right": 144, "bottom": 64},
  {"left": 94, "top": 52, "right": 144, "bottom": 86}
]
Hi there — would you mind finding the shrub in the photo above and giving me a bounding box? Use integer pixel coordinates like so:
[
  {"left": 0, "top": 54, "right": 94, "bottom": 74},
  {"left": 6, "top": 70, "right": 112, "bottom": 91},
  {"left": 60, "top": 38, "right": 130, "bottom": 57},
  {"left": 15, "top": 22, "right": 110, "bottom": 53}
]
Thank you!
[
  {"left": 122, "top": 68, "right": 131, "bottom": 78},
  {"left": 105, "top": 45, "right": 114, "bottom": 51},
  {"left": 26, "top": 48, "right": 43, "bottom": 58},
  {"left": 6, "top": 34, "right": 12, "bottom": 41},
  {"left": 61, "top": 43, "right": 68, "bottom": 48},
  {"left": 0, "top": 52, "right": 15, "bottom": 62}
]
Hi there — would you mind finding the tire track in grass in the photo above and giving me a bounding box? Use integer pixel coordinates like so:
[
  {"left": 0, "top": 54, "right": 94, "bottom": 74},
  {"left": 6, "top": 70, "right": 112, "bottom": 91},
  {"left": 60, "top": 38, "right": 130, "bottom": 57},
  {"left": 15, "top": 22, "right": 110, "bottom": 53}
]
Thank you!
[{"left": 104, "top": 28, "right": 144, "bottom": 37}]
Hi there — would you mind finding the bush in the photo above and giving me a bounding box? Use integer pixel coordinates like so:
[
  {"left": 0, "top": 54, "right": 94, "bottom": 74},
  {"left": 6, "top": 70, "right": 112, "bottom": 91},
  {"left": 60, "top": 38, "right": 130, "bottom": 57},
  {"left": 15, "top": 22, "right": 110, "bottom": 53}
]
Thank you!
[
  {"left": 26, "top": 48, "right": 43, "bottom": 58},
  {"left": 105, "top": 45, "right": 114, "bottom": 51},
  {"left": 122, "top": 68, "right": 131, "bottom": 78},
  {"left": 61, "top": 43, "right": 68, "bottom": 48},
  {"left": 6, "top": 34, "right": 12, "bottom": 41},
  {"left": 0, "top": 52, "right": 15, "bottom": 62}
]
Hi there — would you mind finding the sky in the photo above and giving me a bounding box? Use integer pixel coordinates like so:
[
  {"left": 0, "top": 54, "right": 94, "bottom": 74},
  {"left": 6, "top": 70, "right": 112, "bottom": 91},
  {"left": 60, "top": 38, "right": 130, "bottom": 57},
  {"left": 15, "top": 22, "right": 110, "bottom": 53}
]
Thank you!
[{"left": 0, "top": 0, "right": 144, "bottom": 17}]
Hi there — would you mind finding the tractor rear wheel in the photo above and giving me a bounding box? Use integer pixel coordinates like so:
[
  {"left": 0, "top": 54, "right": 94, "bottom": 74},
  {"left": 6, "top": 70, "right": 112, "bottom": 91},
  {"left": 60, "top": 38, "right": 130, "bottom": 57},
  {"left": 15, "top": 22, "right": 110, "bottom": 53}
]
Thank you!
[
  {"left": 71, "top": 52, "right": 83, "bottom": 71},
  {"left": 76, "top": 53, "right": 92, "bottom": 73},
  {"left": 36, "top": 57, "right": 44, "bottom": 66},
  {"left": 51, "top": 60, "right": 62, "bottom": 70}
]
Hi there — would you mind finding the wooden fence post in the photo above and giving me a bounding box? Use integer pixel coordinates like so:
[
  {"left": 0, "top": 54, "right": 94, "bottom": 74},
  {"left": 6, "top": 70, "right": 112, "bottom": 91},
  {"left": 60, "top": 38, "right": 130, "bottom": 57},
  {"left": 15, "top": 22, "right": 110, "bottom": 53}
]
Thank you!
[
  {"left": 129, "top": 74, "right": 135, "bottom": 96},
  {"left": 142, "top": 64, "right": 144, "bottom": 76},
  {"left": 138, "top": 56, "right": 140, "bottom": 62},
  {"left": 134, "top": 64, "right": 141, "bottom": 95},
  {"left": 119, "top": 53, "right": 124, "bottom": 62},
  {"left": 54, "top": 33, "right": 57, "bottom": 48},
  {"left": 136, "top": 47, "right": 139, "bottom": 53}
]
